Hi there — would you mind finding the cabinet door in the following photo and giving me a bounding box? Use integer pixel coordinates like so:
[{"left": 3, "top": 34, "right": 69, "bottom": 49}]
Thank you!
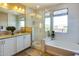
[
  {"left": 0, "top": 40, "right": 4, "bottom": 56},
  {"left": 23, "top": 35, "right": 31, "bottom": 49},
  {"left": 16, "top": 36, "right": 24, "bottom": 53},
  {"left": 4, "top": 37, "right": 16, "bottom": 56}
]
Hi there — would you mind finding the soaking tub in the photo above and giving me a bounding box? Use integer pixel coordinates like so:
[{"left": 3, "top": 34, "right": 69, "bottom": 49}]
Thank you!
[{"left": 44, "top": 37, "right": 79, "bottom": 56}]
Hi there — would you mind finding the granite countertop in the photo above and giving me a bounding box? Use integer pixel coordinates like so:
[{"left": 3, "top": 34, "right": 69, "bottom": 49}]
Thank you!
[{"left": 0, "top": 33, "right": 31, "bottom": 39}]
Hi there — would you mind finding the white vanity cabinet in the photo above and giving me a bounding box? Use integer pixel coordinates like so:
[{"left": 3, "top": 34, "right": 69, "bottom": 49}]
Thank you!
[
  {"left": 0, "top": 40, "right": 4, "bottom": 56},
  {"left": 0, "top": 34, "right": 31, "bottom": 56},
  {"left": 23, "top": 35, "right": 31, "bottom": 49},
  {"left": 3, "top": 37, "right": 16, "bottom": 56},
  {"left": 16, "top": 35, "right": 31, "bottom": 52},
  {"left": 16, "top": 36, "right": 24, "bottom": 53}
]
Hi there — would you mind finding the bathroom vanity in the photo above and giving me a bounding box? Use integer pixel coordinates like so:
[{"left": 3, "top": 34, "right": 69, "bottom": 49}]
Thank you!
[{"left": 0, "top": 33, "right": 31, "bottom": 56}]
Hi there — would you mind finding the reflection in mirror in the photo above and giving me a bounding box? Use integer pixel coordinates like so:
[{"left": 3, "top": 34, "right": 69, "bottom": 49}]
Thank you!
[
  {"left": 16, "top": 15, "right": 25, "bottom": 31},
  {"left": 0, "top": 4, "right": 26, "bottom": 35},
  {"left": 0, "top": 12, "right": 8, "bottom": 31},
  {"left": 7, "top": 13, "right": 17, "bottom": 27}
]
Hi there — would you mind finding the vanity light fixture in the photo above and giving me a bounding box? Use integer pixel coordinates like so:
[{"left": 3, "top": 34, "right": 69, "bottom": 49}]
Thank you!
[
  {"left": 13, "top": 6, "right": 25, "bottom": 14},
  {"left": 18, "top": 7, "right": 22, "bottom": 11},
  {"left": 0, "top": 3, "right": 8, "bottom": 9},
  {"left": 18, "top": 7, "right": 22, "bottom": 12},
  {"left": 13, "top": 6, "right": 18, "bottom": 10},
  {"left": 3, "top": 3, "right": 8, "bottom": 7},
  {"left": 21, "top": 8, "right": 25, "bottom": 13},
  {"left": 0, "top": 3, "right": 25, "bottom": 14}
]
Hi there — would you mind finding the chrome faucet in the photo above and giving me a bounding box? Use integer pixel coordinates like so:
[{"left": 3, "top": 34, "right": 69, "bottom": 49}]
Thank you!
[{"left": 51, "top": 31, "right": 55, "bottom": 40}]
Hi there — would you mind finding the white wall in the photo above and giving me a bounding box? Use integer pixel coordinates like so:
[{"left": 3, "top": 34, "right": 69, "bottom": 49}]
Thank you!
[
  {"left": 51, "top": 3, "right": 79, "bottom": 43},
  {"left": 25, "top": 4, "right": 79, "bottom": 44}
]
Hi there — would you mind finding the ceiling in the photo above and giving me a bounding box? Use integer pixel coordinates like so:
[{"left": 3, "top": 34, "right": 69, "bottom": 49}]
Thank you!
[{"left": 22, "top": 3, "right": 58, "bottom": 10}]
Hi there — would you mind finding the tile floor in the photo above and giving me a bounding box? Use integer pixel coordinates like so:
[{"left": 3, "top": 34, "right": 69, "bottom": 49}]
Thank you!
[{"left": 15, "top": 47, "right": 50, "bottom": 56}]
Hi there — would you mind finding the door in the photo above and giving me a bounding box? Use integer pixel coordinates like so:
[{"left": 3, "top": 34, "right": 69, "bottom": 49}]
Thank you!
[
  {"left": 23, "top": 35, "right": 31, "bottom": 49},
  {"left": 16, "top": 36, "right": 24, "bottom": 53},
  {"left": 4, "top": 37, "right": 16, "bottom": 56}
]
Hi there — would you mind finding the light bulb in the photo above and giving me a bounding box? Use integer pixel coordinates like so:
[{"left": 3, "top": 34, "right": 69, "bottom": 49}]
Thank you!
[
  {"left": 3, "top": 3, "right": 7, "bottom": 7},
  {"left": 18, "top": 7, "right": 21, "bottom": 11},
  {"left": 1, "top": 3, "right": 8, "bottom": 8},
  {"left": 14, "top": 6, "right": 18, "bottom": 10}
]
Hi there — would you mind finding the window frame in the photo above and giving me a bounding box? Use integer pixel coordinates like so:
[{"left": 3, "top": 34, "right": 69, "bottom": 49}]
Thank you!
[
  {"left": 44, "top": 12, "right": 51, "bottom": 32},
  {"left": 52, "top": 8, "right": 68, "bottom": 33},
  {"left": 45, "top": 17, "right": 51, "bottom": 32}
]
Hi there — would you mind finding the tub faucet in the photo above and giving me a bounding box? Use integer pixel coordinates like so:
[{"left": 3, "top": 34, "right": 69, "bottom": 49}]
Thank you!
[{"left": 51, "top": 31, "right": 55, "bottom": 40}]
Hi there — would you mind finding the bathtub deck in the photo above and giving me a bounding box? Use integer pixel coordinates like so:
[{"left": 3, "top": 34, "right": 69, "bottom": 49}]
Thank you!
[{"left": 45, "top": 45, "right": 75, "bottom": 56}]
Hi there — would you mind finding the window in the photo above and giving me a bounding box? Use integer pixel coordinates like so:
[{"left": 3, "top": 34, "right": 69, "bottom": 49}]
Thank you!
[
  {"left": 45, "top": 12, "right": 51, "bottom": 32},
  {"left": 45, "top": 17, "right": 51, "bottom": 32},
  {"left": 53, "top": 9, "right": 68, "bottom": 33}
]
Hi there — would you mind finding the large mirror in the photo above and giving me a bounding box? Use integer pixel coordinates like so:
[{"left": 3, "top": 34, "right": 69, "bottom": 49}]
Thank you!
[
  {"left": 0, "top": 10, "right": 26, "bottom": 32},
  {"left": 16, "top": 14, "right": 26, "bottom": 30}
]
